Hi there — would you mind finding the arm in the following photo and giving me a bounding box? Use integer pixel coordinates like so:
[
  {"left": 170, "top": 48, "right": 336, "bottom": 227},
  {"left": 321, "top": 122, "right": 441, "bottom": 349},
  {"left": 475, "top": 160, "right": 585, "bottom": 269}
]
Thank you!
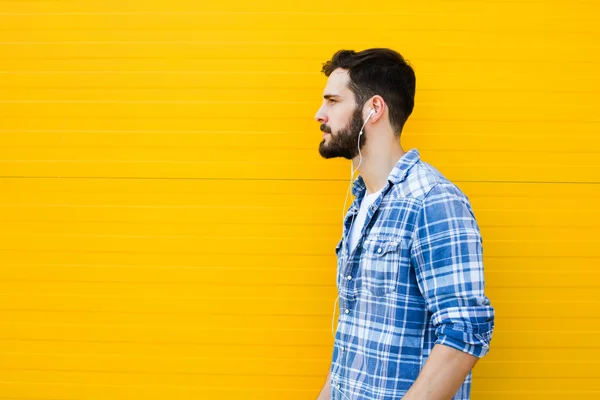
[
  {"left": 407, "top": 183, "right": 495, "bottom": 399},
  {"left": 316, "top": 370, "right": 331, "bottom": 400},
  {"left": 403, "top": 344, "right": 477, "bottom": 400}
]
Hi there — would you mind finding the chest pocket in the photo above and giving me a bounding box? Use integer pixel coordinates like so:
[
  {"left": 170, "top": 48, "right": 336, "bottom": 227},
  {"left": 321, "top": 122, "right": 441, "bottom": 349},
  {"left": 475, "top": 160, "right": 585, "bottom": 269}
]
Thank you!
[{"left": 360, "top": 238, "right": 401, "bottom": 296}]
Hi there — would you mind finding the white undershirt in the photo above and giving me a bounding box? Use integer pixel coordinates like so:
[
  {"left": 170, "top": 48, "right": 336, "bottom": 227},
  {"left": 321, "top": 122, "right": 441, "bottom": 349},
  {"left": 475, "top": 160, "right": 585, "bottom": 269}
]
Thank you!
[{"left": 347, "top": 188, "right": 382, "bottom": 253}]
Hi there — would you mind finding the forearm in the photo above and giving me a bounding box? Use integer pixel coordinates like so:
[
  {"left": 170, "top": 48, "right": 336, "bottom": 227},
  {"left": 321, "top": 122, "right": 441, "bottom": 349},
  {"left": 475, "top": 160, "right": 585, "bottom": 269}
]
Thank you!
[
  {"left": 316, "top": 370, "right": 331, "bottom": 400},
  {"left": 403, "top": 344, "right": 478, "bottom": 400}
]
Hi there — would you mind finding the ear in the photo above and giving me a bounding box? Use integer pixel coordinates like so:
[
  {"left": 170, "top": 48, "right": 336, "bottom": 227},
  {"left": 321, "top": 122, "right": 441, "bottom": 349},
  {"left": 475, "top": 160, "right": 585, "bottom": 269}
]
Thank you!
[{"left": 366, "top": 95, "right": 386, "bottom": 122}]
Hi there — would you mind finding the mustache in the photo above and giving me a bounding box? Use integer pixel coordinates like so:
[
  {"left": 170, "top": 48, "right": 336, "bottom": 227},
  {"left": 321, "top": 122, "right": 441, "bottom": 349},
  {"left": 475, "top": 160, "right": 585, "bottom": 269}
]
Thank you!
[{"left": 320, "top": 124, "right": 332, "bottom": 134}]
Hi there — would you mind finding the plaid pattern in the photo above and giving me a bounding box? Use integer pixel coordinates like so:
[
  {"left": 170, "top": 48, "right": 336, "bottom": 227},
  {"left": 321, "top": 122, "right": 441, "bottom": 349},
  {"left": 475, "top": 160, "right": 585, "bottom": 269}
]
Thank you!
[{"left": 330, "top": 149, "right": 494, "bottom": 400}]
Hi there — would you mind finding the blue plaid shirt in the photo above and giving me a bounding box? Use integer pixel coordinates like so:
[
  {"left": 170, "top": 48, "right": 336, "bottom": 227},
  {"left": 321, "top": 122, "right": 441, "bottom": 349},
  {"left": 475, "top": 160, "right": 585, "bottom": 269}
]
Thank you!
[{"left": 330, "top": 149, "right": 494, "bottom": 400}]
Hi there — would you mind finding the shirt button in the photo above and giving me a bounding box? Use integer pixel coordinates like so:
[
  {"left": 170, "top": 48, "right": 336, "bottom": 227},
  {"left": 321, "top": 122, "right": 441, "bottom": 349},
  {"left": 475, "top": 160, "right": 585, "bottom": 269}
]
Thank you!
[
  {"left": 344, "top": 308, "right": 350, "bottom": 314},
  {"left": 341, "top": 346, "right": 345, "bottom": 352},
  {"left": 337, "top": 384, "right": 341, "bottom": 390},
  {"left": 377, "top": 247, "right": 382, "bottom": 253},
  {"left": 346, "top": 275, "right": 352, "bottom": 281}
]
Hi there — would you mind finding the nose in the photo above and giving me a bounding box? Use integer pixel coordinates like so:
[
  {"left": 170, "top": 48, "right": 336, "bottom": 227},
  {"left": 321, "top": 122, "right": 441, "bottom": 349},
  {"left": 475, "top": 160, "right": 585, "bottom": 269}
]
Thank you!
[{"left": 314, "top": 107, "right": 327, "bottom": 124}]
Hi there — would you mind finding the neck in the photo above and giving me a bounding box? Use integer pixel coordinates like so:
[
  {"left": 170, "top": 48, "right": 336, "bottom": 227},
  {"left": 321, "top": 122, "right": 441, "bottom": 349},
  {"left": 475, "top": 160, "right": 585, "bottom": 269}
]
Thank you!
[{"left": 353, "top": 137, "right": 405, "bottom": 195}]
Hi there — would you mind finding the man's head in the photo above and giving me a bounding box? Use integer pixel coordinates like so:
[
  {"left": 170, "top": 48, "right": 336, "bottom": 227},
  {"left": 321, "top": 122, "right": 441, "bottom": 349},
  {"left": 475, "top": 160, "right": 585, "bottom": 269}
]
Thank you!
[{"left": 315, "top": 48, "right": 416, "bottom": 160}]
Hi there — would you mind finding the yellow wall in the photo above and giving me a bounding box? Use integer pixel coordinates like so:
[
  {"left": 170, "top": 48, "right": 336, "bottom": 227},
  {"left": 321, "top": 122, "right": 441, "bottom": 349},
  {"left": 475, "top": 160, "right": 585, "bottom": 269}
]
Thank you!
[{"left": 1, "top": 1, "right": 599, "bottom": 398}]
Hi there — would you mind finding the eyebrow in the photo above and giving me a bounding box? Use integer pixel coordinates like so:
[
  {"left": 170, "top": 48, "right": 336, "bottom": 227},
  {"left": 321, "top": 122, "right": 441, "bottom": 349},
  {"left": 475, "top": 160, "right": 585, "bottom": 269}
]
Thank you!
[{"left": 323, "top": 94, "right": 341, "bottom": 100}]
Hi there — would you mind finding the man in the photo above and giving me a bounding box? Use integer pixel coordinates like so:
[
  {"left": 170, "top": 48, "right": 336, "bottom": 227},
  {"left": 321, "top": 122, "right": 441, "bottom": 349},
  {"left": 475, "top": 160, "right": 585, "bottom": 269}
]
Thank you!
[{"left": 314, "top": 48, "right": 494, "bottom": 400}]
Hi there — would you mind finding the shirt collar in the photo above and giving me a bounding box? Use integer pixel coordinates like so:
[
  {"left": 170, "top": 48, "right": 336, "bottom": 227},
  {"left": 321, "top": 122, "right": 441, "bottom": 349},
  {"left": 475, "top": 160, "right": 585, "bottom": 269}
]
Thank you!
[{"left": 351, "top": 148, "right": 421, "bottom": 197}]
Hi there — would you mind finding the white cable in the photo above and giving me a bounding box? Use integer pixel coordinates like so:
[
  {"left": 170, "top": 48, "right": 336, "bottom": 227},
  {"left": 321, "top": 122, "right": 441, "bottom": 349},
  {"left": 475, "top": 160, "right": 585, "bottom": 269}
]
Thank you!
[
  {"left": 333, "top": 110, "right": 372, "bottom": 400},
  {"left": 342, "top": 110, "right": 372, "bottom": 221},
  {"left": 331, "top": 294, "right": 340, "bottom": 339},
  {"left": 336, "top": 386, "right": 352, "bottom": 400}
]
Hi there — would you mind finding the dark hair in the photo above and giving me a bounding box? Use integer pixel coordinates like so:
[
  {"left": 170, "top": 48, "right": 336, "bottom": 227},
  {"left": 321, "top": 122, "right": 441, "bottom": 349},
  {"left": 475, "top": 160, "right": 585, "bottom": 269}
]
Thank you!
[{"left": 321, "top": 48, "right": 416, "bottom": 135}]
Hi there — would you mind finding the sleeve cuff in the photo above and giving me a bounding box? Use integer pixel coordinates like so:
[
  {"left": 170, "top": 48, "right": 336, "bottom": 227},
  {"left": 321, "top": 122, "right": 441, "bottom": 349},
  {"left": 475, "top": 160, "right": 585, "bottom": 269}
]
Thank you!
[{"left": 432, "top": 306, "right": 495, "bottom": 358}]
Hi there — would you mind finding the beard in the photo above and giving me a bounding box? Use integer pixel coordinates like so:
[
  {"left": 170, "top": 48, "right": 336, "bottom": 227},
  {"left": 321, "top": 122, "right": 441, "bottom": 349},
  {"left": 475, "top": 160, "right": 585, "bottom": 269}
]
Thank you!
[{"left": 318, "top": 107, "right": 366, "bottom": 160}]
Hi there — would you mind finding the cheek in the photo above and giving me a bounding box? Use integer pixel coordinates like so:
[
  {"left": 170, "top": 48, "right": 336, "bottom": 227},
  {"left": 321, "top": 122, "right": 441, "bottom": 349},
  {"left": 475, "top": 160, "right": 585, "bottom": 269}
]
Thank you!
[{"left": 329, "top": 109, "right": 351, "bottom": 133}]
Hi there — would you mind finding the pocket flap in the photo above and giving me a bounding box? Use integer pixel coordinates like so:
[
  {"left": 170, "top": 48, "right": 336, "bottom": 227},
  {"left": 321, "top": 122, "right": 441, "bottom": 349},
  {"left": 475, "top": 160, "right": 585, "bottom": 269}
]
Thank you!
[{"left": 367, "top": 239, "right": 400, "bottom": 257}]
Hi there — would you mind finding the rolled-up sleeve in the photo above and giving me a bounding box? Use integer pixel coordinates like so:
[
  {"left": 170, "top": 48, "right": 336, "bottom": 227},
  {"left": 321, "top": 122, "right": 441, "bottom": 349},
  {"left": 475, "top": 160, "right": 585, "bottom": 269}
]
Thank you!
[{"left": 410, "top": 183, "right": 495, "bottom": 358}]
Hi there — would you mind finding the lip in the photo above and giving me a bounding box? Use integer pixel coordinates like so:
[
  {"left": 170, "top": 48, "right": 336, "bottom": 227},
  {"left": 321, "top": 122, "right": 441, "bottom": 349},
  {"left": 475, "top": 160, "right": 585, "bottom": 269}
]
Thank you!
[{"left": 323, "top": 133, "right": 330, "bottom": 138}]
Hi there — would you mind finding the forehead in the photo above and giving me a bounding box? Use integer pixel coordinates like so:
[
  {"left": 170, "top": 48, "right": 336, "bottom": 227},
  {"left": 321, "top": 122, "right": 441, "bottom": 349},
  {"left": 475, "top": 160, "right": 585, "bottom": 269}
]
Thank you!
[{"left": 323, "top": 68, "right": 354, "bottom": 98}]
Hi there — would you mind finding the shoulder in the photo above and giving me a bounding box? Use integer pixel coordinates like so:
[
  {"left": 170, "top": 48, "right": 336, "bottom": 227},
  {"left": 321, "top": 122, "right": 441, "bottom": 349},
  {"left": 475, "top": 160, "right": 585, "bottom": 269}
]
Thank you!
[{"left": 391, "top": 159, "right": 471, "bottom": 206}]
